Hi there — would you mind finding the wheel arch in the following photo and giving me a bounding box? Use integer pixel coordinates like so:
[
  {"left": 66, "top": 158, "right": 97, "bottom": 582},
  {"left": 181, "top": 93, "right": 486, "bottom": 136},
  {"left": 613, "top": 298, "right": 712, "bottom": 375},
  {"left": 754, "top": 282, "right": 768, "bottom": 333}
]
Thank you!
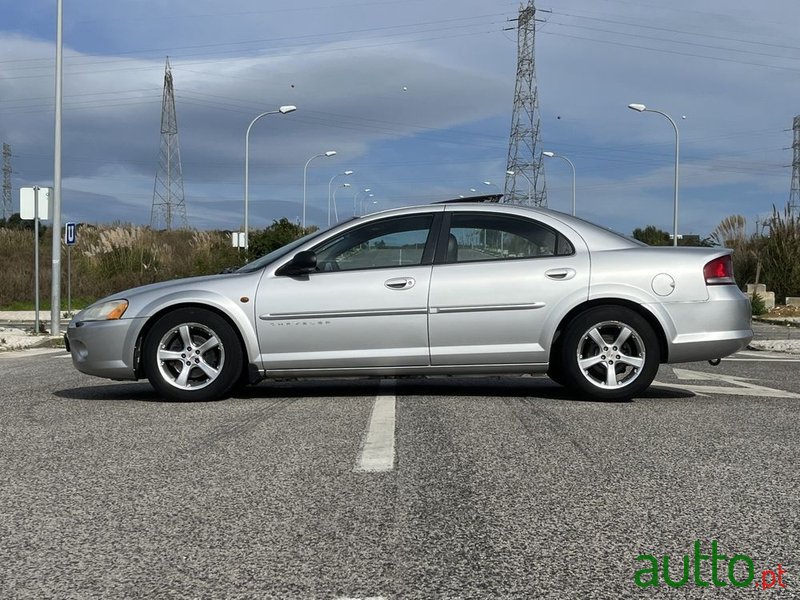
[
  {"left": 549, "top": 298, "right": 669, "bottom": 366},
  {"left": 133, "top": 302, "right": 255, "bottom": 381}
]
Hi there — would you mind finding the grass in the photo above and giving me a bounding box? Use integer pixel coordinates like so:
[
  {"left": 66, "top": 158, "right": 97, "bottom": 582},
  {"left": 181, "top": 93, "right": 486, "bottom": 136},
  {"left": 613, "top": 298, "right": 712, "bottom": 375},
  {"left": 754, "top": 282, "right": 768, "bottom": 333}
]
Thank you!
[
  {"left": 0, "top": 225, "right": 240, "bottom": 308},
  {"left": 0, "top": 297, "right": 96, "bottom": 311}
]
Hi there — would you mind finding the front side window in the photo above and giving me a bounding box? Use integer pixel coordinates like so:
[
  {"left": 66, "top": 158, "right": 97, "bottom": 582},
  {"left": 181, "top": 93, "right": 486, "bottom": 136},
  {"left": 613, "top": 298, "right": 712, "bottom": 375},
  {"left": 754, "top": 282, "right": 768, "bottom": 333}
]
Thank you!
[
  {"left": 445, "top": 213, "right": 574, "bottom": 263},
  {"left": 313, "top": 214, "right": 434, "bottom": 271}
]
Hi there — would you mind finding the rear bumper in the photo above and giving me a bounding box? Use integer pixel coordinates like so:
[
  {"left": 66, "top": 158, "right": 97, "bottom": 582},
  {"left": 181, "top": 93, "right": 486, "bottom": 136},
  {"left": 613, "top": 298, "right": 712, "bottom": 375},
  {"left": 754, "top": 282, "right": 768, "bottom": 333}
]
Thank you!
[{"left": 653, "top": 291, "right": 753, "bottom": 363}]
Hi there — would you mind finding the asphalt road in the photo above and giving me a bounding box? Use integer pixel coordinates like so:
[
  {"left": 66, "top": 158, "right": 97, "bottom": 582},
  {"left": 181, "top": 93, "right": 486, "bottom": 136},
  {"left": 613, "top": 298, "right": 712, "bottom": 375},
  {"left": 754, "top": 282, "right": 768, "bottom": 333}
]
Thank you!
[{"left": 0, "top": 344, "right": 798, "bottom": 599}]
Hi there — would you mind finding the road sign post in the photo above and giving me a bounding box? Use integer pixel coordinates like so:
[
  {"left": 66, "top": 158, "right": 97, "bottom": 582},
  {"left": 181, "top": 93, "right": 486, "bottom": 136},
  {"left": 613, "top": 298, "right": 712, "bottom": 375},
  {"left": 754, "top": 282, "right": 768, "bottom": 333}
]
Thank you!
[
  {"left": 20, "top": 186, "right": 52, "bottom": 334},
  {"left": 65, "top": 222, "right": 76, "bottom": 316}
]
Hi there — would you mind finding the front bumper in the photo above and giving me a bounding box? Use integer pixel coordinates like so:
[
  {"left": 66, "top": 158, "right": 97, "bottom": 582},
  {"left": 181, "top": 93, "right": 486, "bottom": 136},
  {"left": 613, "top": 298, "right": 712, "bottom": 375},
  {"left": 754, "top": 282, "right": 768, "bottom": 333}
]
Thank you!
[{"left": 67, "top": 317, "right": 146, "bottom": 380}]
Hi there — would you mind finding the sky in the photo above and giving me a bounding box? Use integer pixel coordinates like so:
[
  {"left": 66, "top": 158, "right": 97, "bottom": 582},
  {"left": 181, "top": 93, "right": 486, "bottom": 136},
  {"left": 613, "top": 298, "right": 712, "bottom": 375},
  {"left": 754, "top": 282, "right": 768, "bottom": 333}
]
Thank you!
[{"left": 2, "top": 0, "right": 799, "bottom": 239}]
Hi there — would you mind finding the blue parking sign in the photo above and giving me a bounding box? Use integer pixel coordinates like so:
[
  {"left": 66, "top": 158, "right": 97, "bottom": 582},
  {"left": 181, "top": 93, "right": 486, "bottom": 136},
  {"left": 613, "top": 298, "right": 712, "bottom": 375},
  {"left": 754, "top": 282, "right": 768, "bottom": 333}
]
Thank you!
[{"left": 65, "top": 222, "right": 77, "bottom": 246}]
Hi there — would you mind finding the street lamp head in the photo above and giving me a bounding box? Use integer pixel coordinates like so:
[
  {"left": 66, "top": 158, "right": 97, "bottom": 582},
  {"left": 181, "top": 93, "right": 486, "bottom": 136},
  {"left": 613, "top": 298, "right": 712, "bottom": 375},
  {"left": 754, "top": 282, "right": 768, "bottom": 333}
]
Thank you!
[
  {"left": 343, "top": 183, "right": 351, "bottom": 188},
  {"left": 324, "top": 150, "right": 337, "bottom": 157},
  {"left": 628, "top": 103, "right": 647, "bottom": 112},
  {"left": 542, "top": 151, "right": 555, "bottom": 158},
  {"left": 364, "top": 188, "right": 371, "bottom": 192},
  {"left": 344, "top": 170, "right": 354, "bottom": 175},
  {"left": 506, "top": 170, "right": 515, "bottom": 175},
  {"left": 483, "top": 181, "right": 492, "bottom": 185},
  {"left": 279, "top": 105, "right": 297, "bottom": 114}
]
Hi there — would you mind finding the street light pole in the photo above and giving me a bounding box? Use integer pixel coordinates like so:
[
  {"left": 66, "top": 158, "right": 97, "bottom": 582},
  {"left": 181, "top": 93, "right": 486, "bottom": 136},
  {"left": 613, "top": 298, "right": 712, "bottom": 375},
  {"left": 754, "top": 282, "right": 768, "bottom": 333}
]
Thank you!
[
  {"left": 303, "top": 150, "right": 336, "bottom": 229},
  {"left": 360, "top": 193, "right": 374, "bottom": 215},
  {"left": 333, "top": 183, "right": 351, "bottom": 223},
  {"left": 50, "top": 0, "right": 63, "bottom": 335},
  {"left": 542, "top": 152, "right": 576, "bottom": 216},
  {"left": 628, "top": 103, "right": 680, "bottom": 246},
  {"left": 244, "top": 105, "right": 296, "bottom": 249},
  {"left": 327, "top": 170, "right": 353, "bottom": 227},
  {"left": 354, "top": 188, "right": 371, "bottom": 216}
]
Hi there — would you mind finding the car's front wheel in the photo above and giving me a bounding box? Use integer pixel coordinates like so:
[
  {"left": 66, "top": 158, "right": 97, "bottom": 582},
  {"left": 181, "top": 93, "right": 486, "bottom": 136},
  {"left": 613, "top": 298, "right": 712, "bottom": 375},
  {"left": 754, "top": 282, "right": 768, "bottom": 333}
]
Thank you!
[
  {"left": 142, "top": 307, "right": 243, "bottom": 402},
  {"left": 559, "top": 306, "right": 660, "bottom": 400}
]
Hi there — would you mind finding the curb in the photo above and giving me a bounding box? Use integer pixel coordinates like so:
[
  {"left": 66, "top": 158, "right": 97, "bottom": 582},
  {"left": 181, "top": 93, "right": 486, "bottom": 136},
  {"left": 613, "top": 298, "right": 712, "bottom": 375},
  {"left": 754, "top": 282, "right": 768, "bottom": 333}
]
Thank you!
[{"left": 753, "top": 317, "right": 800, "bottom": 328}]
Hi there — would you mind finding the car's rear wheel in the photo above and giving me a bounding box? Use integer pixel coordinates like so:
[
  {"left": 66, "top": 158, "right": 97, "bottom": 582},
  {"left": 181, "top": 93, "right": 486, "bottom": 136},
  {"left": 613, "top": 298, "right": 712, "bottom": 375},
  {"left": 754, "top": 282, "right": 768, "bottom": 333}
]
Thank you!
[
  {"left": 142, "top": 307, "right": 243, "bottom": 402},
  {"left": 560, "top": 306, "right": 660, "bottom": 400}
]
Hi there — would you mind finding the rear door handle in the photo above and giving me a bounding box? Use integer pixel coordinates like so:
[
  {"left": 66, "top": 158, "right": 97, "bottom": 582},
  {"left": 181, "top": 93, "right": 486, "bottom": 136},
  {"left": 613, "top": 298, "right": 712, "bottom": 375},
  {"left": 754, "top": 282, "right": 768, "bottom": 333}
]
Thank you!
[
  {"left": 384, "top": 277, "right": 416, "bottom": 290},
  {"left": 545, "top": 268, "right": 576, "bottom": 281}
]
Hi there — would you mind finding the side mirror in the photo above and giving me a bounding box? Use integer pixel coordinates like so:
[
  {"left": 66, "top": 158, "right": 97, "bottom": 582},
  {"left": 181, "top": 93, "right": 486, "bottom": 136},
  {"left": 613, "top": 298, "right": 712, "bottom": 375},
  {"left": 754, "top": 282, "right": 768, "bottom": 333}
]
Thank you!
[{"left": 276, "top": 250, "right": 317, "bottom": 276}]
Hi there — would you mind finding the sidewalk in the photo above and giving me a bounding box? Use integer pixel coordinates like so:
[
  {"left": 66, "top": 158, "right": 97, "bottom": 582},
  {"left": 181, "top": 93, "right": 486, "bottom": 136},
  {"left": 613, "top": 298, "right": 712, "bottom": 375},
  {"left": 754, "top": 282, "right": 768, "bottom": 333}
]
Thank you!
[{"left": 0, "top": 311, "right": 68, "bottom": 352}]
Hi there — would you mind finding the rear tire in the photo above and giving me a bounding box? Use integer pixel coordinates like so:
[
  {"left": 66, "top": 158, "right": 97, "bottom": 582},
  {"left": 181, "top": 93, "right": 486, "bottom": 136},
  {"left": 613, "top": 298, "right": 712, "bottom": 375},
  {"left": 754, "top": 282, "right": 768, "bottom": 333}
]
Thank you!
[
  {"left": 142, "top": 307, "right": 243, "bottom": 402},
  {"left": 559, "top": 306, "right": 660, "bottom": 400}
]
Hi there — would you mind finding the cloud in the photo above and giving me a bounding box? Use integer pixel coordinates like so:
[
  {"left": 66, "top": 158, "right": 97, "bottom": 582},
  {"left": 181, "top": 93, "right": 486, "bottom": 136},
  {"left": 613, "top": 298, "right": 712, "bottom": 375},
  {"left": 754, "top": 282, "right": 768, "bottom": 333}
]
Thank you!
[{"left": 3, "top": 0, "right": 800, "bottom": 239}]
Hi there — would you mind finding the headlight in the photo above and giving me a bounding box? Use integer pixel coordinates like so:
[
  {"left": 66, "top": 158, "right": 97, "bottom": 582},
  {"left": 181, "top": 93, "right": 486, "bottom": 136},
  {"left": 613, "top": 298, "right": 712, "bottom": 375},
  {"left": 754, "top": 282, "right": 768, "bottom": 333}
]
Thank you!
[{"left": 81, "top": 299, "right": 129, "bottom": 321}]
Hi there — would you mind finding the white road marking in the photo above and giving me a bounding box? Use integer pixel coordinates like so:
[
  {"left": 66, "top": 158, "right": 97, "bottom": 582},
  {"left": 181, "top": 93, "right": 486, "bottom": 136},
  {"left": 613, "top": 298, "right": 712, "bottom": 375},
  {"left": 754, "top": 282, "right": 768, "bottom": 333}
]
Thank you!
[
  {"left": 727, "top": 351, "right": 800, "bottom": 362},
  {"left": 654, "top": 367, "right": 800, "bottom": 399},
  {"left": 355, "top": 380, "right": 396, "bottom": 473}
]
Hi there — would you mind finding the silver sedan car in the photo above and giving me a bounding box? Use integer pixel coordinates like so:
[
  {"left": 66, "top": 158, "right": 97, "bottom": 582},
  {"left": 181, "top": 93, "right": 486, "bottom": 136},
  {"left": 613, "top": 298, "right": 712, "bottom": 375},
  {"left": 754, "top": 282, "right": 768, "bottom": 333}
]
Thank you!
[{"left": 66, "top": 202, "right": 752, "bottom": 401}]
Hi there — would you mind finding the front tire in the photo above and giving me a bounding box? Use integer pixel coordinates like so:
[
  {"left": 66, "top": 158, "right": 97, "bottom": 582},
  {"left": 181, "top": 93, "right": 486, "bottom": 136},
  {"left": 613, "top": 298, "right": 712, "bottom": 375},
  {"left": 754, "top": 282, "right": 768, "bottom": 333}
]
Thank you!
[
  {"left": 559, "top": 306, "right": 660, "bottom": 400},
  {"left": 142, "top": 307, "right": 244, "bottom": 402}
]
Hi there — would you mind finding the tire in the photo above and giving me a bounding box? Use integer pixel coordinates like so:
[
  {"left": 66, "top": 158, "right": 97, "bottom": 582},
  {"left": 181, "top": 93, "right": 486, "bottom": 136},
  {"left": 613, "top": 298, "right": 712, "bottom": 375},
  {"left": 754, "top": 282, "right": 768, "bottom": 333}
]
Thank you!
[
  {"left": 142, "top": 307, "right": 244, "bottom": 402},
  {"left": 559, "top": 306, "right": 660, "bottom": 400}
]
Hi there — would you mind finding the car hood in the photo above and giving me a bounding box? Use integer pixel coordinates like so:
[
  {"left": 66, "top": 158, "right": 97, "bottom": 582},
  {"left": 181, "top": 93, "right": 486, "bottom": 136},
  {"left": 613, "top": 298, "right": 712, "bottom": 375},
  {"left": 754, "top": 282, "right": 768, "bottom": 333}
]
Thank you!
[{"left": 77, "top": 271, "right": 261, "bottom": 318}]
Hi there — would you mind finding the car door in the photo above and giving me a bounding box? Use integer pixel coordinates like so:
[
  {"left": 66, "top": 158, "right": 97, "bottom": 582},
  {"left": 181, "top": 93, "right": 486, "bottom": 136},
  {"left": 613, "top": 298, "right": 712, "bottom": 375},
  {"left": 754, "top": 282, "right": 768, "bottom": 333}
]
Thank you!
[
  {"left": 428, "top": 209, "right": 590, "bottom": 365},
  {"left": 255, "top": 212, "right": 440, "bottom": 371}
]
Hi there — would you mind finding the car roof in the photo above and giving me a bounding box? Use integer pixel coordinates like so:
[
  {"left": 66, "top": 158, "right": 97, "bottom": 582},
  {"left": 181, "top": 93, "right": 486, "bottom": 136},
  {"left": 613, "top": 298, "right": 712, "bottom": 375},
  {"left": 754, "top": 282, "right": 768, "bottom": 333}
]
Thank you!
[{"left": 354, "top": 201, "right": 642, "bottom": 250}]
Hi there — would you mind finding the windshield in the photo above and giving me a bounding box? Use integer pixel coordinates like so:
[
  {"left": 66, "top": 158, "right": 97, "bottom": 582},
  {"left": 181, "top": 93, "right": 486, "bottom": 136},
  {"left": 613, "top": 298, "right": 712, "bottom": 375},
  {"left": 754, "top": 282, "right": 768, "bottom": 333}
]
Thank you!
[
  {"left": 236, "top": 232, "right": 318, "bottom": 273},
  {"left": 235, "top": 218, "right": 359, "bottom": 273}
]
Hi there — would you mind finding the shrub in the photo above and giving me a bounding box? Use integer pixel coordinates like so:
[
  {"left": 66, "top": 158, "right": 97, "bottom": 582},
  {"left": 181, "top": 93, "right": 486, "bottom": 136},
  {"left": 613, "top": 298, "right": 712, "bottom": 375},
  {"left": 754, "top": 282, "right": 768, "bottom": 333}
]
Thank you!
[{"left": 750, "top": 292, "right": 767, "bottom": 316}]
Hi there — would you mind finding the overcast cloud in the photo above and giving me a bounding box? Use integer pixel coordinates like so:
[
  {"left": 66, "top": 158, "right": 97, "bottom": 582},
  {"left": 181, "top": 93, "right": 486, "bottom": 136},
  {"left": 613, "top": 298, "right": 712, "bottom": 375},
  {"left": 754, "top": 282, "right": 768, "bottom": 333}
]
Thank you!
[{"left": 2, "top": 0, "right": 799, "bottom": 237}]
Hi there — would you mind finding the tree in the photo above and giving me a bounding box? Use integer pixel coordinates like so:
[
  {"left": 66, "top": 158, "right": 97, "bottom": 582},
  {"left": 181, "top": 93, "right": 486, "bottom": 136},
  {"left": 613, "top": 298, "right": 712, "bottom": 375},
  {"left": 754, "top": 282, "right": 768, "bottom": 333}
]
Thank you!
[
  {"left": 246, "top": 218, "right": 317, "bottom": 260},
  {"left": 0, "top": 212, "right": 46, "bottom": 234},
  {"left": 632, "top": 225, "right": 671, "bottom": 246}
]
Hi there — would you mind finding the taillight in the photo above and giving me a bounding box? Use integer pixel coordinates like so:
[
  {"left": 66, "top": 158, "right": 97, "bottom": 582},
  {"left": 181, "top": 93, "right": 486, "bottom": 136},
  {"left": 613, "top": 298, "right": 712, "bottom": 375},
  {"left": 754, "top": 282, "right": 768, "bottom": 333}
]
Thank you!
[{"left": 704, "top": 255, "right": 735, "bottom": 285}]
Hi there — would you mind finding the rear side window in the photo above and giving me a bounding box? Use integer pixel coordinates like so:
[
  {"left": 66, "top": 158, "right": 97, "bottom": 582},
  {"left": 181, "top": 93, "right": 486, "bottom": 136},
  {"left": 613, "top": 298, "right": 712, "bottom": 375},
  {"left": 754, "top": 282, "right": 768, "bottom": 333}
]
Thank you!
[{"left": 445, "top": 213, "right": 574, "bottom": 263}]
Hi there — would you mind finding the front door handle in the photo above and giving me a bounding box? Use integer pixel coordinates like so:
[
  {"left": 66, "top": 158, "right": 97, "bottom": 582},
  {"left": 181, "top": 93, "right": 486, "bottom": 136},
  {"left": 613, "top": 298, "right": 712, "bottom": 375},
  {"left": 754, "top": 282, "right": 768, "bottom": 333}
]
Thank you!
[
  {"left": 384, "top": 277, "right": 416, "bottom": 290},
  {"left": 545, "top": 268, "right": 577, "bottom": 281}
]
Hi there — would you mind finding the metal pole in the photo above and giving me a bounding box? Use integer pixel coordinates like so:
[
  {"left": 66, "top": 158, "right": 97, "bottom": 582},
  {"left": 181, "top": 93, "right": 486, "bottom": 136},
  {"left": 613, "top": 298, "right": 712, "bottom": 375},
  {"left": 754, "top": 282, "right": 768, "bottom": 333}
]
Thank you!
[
  {"left": 327, "top": 174, "right": 334, "bottom": 228},
  {"left": 303, "top": 154, "right": 322, "bottom": 229},
  {"left": 555, "top": 156, "right": 576, "bottom": 216},
  {"left": 50, "top": 0, "right": 63, "bottom": 335},
  {"left": 649, "top": 110, "right": 679, "bottom": 246},
  {"left": 671, "top": 117, "right": 679, "bottom": 246},
  {"left": 643, "top": 108, "right": 680, "bottom": 246},
  {"left": 34, "top": 186, "right": 40, "bottom": 335},
  {"left": 332, "top": 186, "right": 341, "bottom": 223},
  {"left": 244, "top": 110, "right": 279, "bottom": 250},
  {"left": 67, "top": 244, "right": 71, "bottom": 316}
]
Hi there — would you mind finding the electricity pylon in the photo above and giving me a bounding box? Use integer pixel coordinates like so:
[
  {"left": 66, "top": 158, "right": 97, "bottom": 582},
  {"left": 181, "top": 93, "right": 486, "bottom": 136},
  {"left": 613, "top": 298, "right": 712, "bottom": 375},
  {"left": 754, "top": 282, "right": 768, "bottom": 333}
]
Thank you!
[
  {"left": 791, "top": 115, "right": 800, "bottom": 217},
  {"left": 2, "top": 143, "right": 11, "bottom": 219},
  {"left": 504, "top": 0, "right": 547, "bottom": 206},
  {"left": 151, "top": 57, "right": 188, "bottom": 229}
]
